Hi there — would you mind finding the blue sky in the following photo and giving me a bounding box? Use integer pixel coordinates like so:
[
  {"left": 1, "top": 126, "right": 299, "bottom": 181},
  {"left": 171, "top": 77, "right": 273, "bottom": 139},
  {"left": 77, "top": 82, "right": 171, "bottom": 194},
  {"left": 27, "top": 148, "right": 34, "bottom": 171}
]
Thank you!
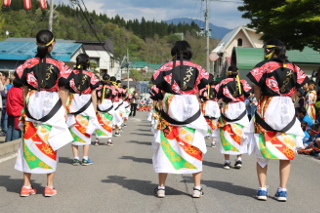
[{"left": 59, "top": 0, "right": 250, "bottom": 30}]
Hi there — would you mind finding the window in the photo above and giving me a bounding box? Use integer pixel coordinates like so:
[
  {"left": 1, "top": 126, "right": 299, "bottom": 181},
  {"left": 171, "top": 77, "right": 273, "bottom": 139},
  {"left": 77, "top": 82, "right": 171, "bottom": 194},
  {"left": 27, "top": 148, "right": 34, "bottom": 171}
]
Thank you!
[{"left": 237, "top": 38, "right": 243, "bottom": 47}]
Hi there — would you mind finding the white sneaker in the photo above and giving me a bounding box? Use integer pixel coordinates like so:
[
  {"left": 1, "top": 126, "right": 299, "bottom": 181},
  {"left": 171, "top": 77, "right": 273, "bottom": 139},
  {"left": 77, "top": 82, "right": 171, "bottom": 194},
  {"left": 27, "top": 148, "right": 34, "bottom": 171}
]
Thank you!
[
  {"left": 192, "top": 187, "right": 204, "bottom": 198},
  {"left": 154, "top": 187, "right": 165, "bottom": 198}
]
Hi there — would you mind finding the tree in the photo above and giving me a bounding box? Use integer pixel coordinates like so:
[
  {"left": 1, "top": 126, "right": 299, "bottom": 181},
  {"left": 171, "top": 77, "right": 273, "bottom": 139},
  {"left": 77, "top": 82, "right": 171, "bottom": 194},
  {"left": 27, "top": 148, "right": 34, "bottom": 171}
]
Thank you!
[{"left": 238, "top": 0, "right": 320, "bottom": 51}]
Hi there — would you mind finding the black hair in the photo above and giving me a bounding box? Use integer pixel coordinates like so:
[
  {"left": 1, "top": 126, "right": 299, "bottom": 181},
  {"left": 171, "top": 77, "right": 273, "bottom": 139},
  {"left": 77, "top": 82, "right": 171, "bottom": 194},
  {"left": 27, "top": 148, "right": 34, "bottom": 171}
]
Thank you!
[
  {"left": 102, "top": 74, "right": 110, "bottom": 81},
  {"left": 227, "top": 65, "right": 241, "bottom": 97},
  {"left": 170, "top": 40, "right": 193, "bottom": 89},
  {"left": 35, "top": 29, "right": 55, "bottom": 91},
  {"left": 301, "top": 121, "right": 308, "bottom": 131},
  {"left": 171, "top": 40, "right": 192, "bottom": 60},
  {"left": 122, "top": 85, "right": 127, "bottom": 90},
  {"left": 309, "top": 80, "right": 315, "bottom": 86},
  {"left": 75, "top": 53, "right": 90, "bottom": 70},
  {"left": 116, "top": 80, "right": 121, "bottom": 84},
  {"left": 110, "top": 76, "right": 116, "bottom": 82},
  {"left": 264, "top": 39, "right": 288, "bottom": 63},
  {"left": 74, "top": 53, "right": 90, "bottom": 94},
  {"left": 310, "top": 123, "right": 318, "bottom": 131},
  {"left": 0, "top": 71, "right": 8, "bottom": 78},
  {"left": 297, "top": 107, "right": 307, "bottom": 116},
  {"left": 13, "top": 78, "right": 23, "bottom": 88},
  {"left": 227, "top": 65, "right": 239, "bottom": 77}
]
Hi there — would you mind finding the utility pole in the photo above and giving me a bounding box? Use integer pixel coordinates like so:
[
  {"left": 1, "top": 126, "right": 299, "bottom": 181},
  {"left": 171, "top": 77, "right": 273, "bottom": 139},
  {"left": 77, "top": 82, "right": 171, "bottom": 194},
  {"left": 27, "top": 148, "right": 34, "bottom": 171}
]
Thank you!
[
  {"left": 205, "top": 0, "right": 210, "bottom": 73},
  {"left": 127, "top": 49, "right": 130, "bottom": 90},
  {"left": 48, "top": 0, "right": 54, "bottom": 31}
]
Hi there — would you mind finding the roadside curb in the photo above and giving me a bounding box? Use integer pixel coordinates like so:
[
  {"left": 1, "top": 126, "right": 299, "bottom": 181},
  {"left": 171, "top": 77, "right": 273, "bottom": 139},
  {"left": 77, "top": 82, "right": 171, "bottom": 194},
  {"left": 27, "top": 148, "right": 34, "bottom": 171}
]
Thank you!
[{"left": 0, "top": 139, "right": 19, "bottom": 163}]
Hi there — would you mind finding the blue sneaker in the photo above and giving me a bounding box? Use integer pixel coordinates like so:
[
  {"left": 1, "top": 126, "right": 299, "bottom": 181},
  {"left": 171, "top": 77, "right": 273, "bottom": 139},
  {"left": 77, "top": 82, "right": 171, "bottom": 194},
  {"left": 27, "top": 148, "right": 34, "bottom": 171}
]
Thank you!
[
  {"left": 82, "top": 158, "right": 93, "bottom": 166},
  {"left": 274, "top": 190, "right": 287, "bottom": 201},
  {"left": 256, "top": 189, "right": 268, "bottom": 201}
]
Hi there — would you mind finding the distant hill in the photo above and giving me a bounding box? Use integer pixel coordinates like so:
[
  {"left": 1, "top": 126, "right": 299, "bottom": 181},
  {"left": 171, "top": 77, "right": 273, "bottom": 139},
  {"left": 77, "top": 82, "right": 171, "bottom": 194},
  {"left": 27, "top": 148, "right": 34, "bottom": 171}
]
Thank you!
[{"left": 165, "top": 18, "right": 232, "bottom": 39}]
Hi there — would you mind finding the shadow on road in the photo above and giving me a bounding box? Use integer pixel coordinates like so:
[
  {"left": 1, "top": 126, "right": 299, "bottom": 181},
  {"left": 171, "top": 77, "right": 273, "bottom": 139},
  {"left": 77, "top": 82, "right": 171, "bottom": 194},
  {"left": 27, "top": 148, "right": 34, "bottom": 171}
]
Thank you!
[
  {"left": 183, "top": 176, "right": 256, "bottom": 197},
  {"left": 58, "top": 156, "right": 72, "bottom": 164},
  {"left": 127, "top": 140, "right": 151, "bottom": 146},
  {"left": 135, "top": 129, "right": 152, "bottom": 132},
  {"left": 0, "top": 175, "right": 42, "bottom": 194},
  {"left": 101, "top": 175, "right": 189, "bottom": 196},
  {"left": 130, "top": 133, "right": 154, "bottom": 137},
  {"left": 202, "top": 160, "right": 226, "bottom": 169},
  {"left": 119, "top": 156, "right": 152, "bottom": 164}
]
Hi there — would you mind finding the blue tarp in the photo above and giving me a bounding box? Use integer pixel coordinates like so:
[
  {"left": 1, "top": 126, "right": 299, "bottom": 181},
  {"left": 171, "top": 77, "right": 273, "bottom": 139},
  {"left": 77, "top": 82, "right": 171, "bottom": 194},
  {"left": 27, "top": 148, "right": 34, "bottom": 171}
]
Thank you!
[{"left": 0, "top": 41, "right": 82, "bottom": 62}]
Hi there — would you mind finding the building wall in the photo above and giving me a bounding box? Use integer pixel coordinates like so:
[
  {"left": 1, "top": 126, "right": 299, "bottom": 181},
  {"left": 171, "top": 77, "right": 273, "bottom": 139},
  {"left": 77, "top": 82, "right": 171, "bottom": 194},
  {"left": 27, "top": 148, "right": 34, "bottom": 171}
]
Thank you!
[
  {"left": 85, "top": 50, "right": 117, "bottom": 76},
  {"left": 247, "top": 31, "right": 264, "bottom": 48}
]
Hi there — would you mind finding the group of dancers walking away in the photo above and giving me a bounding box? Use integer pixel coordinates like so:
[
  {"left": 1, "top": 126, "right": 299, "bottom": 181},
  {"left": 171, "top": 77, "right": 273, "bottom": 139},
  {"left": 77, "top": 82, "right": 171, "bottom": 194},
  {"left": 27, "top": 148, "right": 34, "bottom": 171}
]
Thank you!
[
  {"left": 149, "top": 40, "right": 308, "bottom": 201},
  {"left": 13, "top": 29, "right": 309, "bottom": 202},
  {"left": 14, "top": 29, "right": 131, "bottom": 197}
]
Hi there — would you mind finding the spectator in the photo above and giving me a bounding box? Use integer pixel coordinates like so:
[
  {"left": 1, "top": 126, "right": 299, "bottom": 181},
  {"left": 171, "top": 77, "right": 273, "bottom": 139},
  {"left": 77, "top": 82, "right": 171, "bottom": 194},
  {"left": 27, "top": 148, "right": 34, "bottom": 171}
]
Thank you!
[
  {"left": 297, "top": 107, "right": 314, "bottom": 129},
  {"left": 298, "top": 123, "right": 320, "bottom": 155},
  {"left": 5, "top": 78, "right": 23, "bottom": 142},
  {"left": 293, "top": 88, "right": 305, "bottom": 111},
  {"left": 250, "top": 93, "right": 257, "bottom": 117},
  {"left": 129, "top": 91, "right": 139, "bottom": 117},
  {"left": 0, "top": 71, "right": 9, "bottom": 136},
  {"left": 305, "top": 80, "right": 317, "bottom": 122},
  {"left": 300, "top": 121, "right": 310, "bottom": 147},
  {"left": 244, "top": 93, "right": 252, "bottom": 120}
]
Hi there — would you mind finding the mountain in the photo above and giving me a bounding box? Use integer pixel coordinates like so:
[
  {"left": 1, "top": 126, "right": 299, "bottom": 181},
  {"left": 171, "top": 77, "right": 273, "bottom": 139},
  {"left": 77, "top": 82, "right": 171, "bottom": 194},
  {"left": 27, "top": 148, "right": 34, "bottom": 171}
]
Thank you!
[{"left": 165, "top": 18, "right": 232, "bottom": 39}]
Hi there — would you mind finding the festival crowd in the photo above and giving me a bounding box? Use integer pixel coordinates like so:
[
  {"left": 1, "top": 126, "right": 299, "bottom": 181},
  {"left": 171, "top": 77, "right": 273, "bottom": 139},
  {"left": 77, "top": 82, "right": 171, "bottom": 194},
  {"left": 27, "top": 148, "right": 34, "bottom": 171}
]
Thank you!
[{"left": 4, "top": 29, "right": 316, "bottom": 203}]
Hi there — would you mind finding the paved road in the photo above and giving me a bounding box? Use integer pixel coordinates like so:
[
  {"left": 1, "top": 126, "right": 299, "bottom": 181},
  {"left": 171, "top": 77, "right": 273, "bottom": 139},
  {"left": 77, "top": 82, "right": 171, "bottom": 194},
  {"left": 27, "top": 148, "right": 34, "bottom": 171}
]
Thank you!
[{"left": 0, "top": 111, "right": 319, "bottom": 213}]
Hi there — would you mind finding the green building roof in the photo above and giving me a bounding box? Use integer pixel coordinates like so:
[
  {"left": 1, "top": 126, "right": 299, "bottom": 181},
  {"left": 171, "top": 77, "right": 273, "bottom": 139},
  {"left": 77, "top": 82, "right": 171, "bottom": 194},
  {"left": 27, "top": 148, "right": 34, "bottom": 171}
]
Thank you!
[
  {"left": 131, "top": 60, "right": 161, "bottom": 70},
  {"left": 233, "top": 47, "right": 320, "bottom": 70}
]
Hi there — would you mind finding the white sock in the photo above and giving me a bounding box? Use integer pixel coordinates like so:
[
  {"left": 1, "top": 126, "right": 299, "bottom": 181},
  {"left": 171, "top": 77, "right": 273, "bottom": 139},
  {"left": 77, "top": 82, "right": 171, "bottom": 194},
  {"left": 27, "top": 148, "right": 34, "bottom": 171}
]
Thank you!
[
  {"left": 158, "top": 186, "right": 165, "bottom": 190},
  {"left": 23, "top": 186, "right": 31, "bottom": 189},
  {"left": 225, "top": 160, "right": 231, "bottom": 164},
  {"left": 83, "top": 156, "right": 88, "bottom": 160},
  {"left": 108, "top": 139, "right": 112, "bottom": 142},
  {"left": 278, "top": 187, "right": 287, "bottom": 192},
  {"left": 194, "top": 186, "right": 201, "bottom": 190},
  {"left": 259, "top": 187, "right": 267, "bottom": 191},
  {"left": 46, "top": 186, "right": 54, "bottom": 189},
  {"left": 74, "top": 157, "right": 80, "bottom": 160},
  {"left": 237, "top": 157, "right": 242, "bottom": 161}
]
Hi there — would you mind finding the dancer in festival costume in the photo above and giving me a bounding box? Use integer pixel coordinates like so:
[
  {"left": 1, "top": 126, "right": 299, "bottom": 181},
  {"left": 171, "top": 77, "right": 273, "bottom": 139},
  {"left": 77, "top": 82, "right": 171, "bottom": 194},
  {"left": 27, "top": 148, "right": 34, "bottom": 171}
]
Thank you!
[
  {"left": 151, "top": 41, "right": 211, "bottom": 198},
  {"left": 95, "top": 74, "right": 115, "bottom": 146},
  {"left": 110, "top": 77, "right": 123, "bottom": 137},
  {"left": 199, "top": 75, "right": 220, "bottom": 147},
  {"left": 148, "top": 85, "right": 163, "bottom": 132},
  {"left": 115, "top": 80, "right": 126, "bottom": 130},
  {"left": 62, "top": 53, "right": 100, "bottom": 166},
  {"left": 121, "top": 85, "right": 130, "bottom": 127},
  {"left": 245, "top": 39, "right": 309, "bottom": 201},
  {"left": 14, "top": 29, "right": 73, "bottom": 197},
  {"left": 305, "top": 80, "right": 317, "bottom": 122},
  {"left": 215, "top": 66, "right": 252, "bottom": 170}
]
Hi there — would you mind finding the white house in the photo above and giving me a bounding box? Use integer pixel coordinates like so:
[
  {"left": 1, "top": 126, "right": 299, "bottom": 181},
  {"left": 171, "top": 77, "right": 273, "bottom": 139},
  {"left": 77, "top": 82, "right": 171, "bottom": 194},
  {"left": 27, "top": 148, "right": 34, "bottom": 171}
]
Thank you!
[{"left": 211, "top": 25, "right": 263, "bottom": 79}]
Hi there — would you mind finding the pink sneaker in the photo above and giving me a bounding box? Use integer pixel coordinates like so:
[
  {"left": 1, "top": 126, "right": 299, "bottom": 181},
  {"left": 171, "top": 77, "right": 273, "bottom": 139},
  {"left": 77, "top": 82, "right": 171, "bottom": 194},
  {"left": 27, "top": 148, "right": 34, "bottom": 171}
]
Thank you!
[
  {"left": 20, "top": 186, "right": 37, "bottom": 197},
  {"left": 44, "top": 187, "right": 57, "bottom": 197}
]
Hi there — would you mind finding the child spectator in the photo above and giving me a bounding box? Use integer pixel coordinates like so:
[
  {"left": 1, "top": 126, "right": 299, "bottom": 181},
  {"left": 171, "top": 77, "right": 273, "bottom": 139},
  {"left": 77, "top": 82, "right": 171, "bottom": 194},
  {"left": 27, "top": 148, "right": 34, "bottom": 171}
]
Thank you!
[
  {"left": 301, "top": 121, "right": 310, "bottom": 146},
  {"left": 298, "top": 123, "right": 320, "bottom": 154},
  {"left": 5, "top": 78, "right": 23, "bottom": 142},
  {"left": 297, "top": 107, "right": 314, "bottom": 129}
]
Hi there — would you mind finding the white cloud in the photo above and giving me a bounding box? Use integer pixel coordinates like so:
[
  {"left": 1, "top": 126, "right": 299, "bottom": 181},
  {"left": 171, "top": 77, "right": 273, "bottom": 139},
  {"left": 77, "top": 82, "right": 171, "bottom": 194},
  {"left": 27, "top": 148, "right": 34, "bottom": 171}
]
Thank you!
[{"left": 57, "top": 0, "right": 250, "bottom": 30}]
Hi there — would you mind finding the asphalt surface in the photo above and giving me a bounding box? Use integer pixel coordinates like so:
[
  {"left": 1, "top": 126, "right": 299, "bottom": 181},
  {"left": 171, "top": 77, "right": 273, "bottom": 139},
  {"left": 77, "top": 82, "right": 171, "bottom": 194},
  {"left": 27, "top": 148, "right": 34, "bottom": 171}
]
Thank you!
[{"left": 0, "top": 111, "right": 319, "bottom": 213}]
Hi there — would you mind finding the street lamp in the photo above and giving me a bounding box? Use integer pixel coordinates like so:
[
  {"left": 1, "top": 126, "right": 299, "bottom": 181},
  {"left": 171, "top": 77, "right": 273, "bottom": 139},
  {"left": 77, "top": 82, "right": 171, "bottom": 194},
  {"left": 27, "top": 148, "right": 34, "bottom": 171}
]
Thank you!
[{"left": 5, "top": 31, "right": 9, "bottom": 38}]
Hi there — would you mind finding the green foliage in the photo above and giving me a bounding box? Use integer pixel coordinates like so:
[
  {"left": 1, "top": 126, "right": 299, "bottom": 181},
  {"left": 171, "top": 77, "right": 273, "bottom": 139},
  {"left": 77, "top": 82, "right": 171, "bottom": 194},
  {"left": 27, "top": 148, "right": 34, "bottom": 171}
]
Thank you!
[
  {"left": 0, "top": 2, "right": 220, "bottom": 69},
  {"left": 238, "top": 0, "right": 320, "bottom": 51}
]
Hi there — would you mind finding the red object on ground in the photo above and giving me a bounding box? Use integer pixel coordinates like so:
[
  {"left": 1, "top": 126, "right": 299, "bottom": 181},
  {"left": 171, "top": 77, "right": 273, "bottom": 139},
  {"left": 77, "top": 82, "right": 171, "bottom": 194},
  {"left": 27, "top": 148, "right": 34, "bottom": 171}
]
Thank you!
[{"left": 23, "top": 0, "right": 32, "bottom": 10}]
